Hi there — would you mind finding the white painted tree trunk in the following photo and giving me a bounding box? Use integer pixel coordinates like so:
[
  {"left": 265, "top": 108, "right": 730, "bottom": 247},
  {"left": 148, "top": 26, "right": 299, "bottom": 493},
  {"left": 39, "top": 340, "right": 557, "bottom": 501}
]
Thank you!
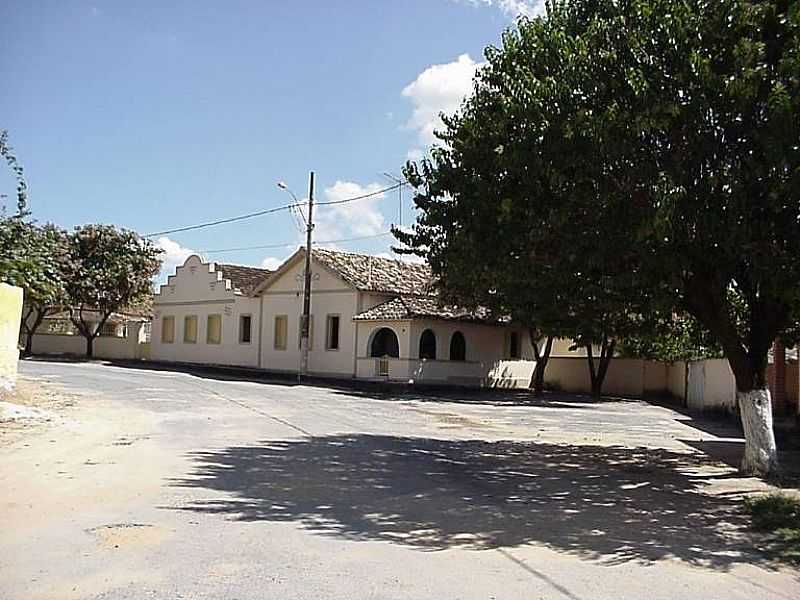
[{"left": 738, "top": 388, "right": 779, "bottom": 476}]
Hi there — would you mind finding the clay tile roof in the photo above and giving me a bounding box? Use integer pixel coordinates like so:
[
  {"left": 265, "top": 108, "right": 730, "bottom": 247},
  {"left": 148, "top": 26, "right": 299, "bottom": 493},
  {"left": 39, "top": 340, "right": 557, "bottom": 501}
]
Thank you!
[
  {"left": 217, "top": 263, "right": 273, "bottom": 295},
  {"left": 353, "top": 295, "right": 496, "bottom": 323},
  {"left": 312, "top": 248, "right": 433, "bottom": 295}
]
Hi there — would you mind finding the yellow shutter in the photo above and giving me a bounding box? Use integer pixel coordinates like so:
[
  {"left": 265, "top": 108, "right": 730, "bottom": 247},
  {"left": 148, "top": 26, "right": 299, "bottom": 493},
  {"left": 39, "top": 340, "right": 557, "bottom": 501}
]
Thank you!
[
  {"left": 184, "top": 315, "right": 197, "bottom": 343},
  {"left": 274, "top": 315, "right": 287, "bottom": 350},
  {"left": 207, "top": 314, "right": 222, "bottom": 344},
  {"left": 161, "top": 316, "right": 175, "bottom": 343}
]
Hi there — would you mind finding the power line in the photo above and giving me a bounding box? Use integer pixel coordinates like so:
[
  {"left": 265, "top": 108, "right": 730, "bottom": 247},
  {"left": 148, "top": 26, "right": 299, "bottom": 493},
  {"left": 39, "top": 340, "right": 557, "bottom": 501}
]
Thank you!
[
  {"left": 199, "top": 231, "right": 393, "bottom": 254},
  {"left": 144, "top": 202, "right": 297, "bottom": 237},
  {"left": 315, "top": 182, "right": 404, "bottom": 207},
  {"left": 144, "top": 181, "right": 406, "bottom": 239}
]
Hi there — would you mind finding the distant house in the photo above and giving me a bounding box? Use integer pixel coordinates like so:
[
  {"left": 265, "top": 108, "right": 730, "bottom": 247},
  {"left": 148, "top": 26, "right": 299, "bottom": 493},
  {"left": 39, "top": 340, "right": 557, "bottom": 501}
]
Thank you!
[
  {"left": 23, "top": 306, "right": 152, "bottom": 359},
  {"left": 151, "top": 248, "right": 534, "bottom": 386}
]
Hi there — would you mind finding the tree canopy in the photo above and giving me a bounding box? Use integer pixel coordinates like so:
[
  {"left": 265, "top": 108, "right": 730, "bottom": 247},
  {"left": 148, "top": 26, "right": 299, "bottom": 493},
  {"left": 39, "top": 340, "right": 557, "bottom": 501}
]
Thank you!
[
  {"left": 0, "top": 218, "right": 70, "bottom": 354},
  {"left": 65, "top": 224, "right": 161, "bottom": 357},
  {"left": 396, "top": 0, "right": 800, "bottom": 475}
]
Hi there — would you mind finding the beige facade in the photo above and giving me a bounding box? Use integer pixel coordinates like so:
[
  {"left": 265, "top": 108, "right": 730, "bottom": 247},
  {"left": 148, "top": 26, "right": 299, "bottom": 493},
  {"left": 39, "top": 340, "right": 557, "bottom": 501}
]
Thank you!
[
  {"left": 256, "top": 251, "right": 374, "bottom": 375},
  {"left": 27, "top": 322, "right": 149, "bottom": 360},
  {"left": 151, "top": 251, "right": 534, "bottom": 385},
  {"left": 0, "top": 283, "right": 23, "bottom": 389},
  {"left": 151, "top": 255, "right": 263, "bottom": 368},
  {"left": 354, "top": 319, "right": 518, "bottom": 386},
  {"left": 149, "top": 251, "right": 711, "bottom": 397}
]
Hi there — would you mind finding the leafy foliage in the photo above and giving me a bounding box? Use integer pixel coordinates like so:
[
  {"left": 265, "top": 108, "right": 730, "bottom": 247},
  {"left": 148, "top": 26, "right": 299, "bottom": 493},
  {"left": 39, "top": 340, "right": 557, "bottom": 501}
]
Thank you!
[
  {"left": 619, "top": 313, "right": 723, "bottom": 362},
  {"left": 397, "top": 0, "right": 800, "bottom": 405},
  {"left": 0, "top": 130, "right": 28, "bottom": 216},
  {"left": 65, "top": 224, "right": 161, "bottom": 356},
  {"left": 746, "top": 493, "right": 800, "bottom": 563},
  {"left": 0, "top": 217, "right": 70, "bottom": 353},
  {"left": 0, "top": 218, "right": 68, "bottom": 305}
]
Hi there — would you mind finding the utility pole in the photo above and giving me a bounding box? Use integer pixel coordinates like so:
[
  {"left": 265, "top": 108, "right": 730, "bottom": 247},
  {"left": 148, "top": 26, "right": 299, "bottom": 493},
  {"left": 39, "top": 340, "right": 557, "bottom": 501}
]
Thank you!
[{"left": 299, "top": 171, "right": 315, "bottom": 380}]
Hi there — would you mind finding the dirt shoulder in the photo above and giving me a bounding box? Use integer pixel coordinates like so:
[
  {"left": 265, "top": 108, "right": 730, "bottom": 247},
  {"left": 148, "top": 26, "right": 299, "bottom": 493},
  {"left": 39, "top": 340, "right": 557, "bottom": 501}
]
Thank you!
[{"left": 0, "top": 375, "right": 80, "bottom": 446}]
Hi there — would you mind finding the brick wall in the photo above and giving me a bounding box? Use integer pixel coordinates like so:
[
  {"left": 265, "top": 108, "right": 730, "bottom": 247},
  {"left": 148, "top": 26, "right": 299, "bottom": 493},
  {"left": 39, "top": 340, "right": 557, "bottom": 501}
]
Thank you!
[{"left": 767, "top": 357, "right": 799, "bottom": 416}]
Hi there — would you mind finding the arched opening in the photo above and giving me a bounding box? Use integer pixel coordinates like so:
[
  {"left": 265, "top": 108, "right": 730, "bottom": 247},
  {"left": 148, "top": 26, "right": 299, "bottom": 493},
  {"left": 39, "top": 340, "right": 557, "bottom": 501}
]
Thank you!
[
  {"left": 370, "top": 327, "right": 400, "bottom": 358},
  {"left": 450, "top": 331, "right": 466, "bottom": 361},
  {"left": 419, "top": 329, "right": 436, "bottom": 360}
]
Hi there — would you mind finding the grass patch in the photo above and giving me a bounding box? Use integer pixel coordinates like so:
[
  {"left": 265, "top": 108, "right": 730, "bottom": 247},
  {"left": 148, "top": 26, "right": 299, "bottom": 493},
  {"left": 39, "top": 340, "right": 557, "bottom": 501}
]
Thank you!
[{"left": 745, "top": 493, "right": 800, "bottom": 564}]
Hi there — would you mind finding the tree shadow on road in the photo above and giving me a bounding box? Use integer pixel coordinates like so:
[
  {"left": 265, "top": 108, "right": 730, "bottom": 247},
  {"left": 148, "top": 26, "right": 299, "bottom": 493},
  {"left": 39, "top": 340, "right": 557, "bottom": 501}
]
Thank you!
[{"left": 169, "top": 435, "right": 768, "bottom": 570}]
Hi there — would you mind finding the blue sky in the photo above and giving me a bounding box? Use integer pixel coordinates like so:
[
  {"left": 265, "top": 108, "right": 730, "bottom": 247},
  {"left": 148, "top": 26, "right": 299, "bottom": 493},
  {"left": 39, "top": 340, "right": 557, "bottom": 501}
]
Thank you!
[{"left": 1, "top": 0, "right": 542, "bottom": 279}]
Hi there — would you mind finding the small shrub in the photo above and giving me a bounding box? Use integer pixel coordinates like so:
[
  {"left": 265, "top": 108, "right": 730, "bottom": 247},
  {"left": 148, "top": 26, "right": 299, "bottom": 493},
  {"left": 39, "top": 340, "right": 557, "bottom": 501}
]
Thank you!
[
  {"left": 746, "top": 493, "right": 800, "bottom": 563},
  {"left": 746, "top": 494, "right": 800, "bottom": 532}
]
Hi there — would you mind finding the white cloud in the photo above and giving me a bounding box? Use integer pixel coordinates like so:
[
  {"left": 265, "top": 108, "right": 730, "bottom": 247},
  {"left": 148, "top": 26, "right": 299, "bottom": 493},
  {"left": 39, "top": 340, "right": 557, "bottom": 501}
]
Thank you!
[
  {"left": 260, "top": 256, "right": 284, "bottom": 270},
  {"left": 453, "top": 0, "right": 545, "bottom": 18},
  {"left": 375, "top": 250, "right": 427, "bottom": 265},
  {"left": 406, "top": 147, "right": 425, "bottom": 162},
  {"left": 315, "top": 180, "right": 388, "bottom": 242},
  {"left": 402, "top": 53, "right": 483, "bottom": 147},
  {"left": 155, "top": 236, "right": 195, "bottom": 282}
]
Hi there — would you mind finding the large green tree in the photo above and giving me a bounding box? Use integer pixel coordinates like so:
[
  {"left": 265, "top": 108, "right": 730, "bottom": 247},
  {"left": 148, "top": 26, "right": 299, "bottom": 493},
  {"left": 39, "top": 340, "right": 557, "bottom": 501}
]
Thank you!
[
  {"left": 0, "top": 218, "right": 70, "bottom": 355},
  {"left": 397, "top": 0, "right": 800, "bottom": 476},
  {"left": 65, "top": 225, "right": 161, "bottom": 358}
]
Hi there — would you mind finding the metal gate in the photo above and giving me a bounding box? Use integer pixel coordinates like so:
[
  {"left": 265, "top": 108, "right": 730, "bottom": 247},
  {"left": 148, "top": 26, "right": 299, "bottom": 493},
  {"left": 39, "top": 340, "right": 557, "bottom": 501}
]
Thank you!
[{"left": 687, "top": 361, "right": 705, "bottom": 411}]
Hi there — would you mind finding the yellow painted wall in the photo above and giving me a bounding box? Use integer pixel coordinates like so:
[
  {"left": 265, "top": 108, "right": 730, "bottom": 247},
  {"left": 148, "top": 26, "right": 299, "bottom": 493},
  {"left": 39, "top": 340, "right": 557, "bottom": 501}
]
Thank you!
[{"left": 0, "top": 283, "right": 23, "bottom": 389}]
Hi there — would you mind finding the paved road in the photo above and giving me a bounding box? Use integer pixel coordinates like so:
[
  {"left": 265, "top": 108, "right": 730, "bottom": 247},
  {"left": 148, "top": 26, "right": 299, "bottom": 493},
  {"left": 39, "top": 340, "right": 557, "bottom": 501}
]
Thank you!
[{"left": 1, "top": 360, "right": 797, "bottom": 599}]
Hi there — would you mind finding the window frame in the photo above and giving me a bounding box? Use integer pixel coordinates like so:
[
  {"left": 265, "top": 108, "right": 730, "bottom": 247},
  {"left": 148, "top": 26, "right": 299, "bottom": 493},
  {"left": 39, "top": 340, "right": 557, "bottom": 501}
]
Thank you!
[
  {"left": 449, "top": 331, "right": 466, "bottom": 361},
  {"left": 183, "top": 315, "right": 198, "bottom": 344},
  {"left": 239, "top": 314, "right": 253, "bottom": 345},
  {"left": 161, "top": 316, "right": 175, "bottom": 344},
  {"left": 206, "top": 313, "right": 222, "bottom": 345},
  {"left": 274, "top": 315, "right": 288, "bottom": 351},
  {"left": 325, "top": 314, "right": 341, "bottom": 351},
  {"left": 419, "top": 328, "right": 436, "bottom": 360}
]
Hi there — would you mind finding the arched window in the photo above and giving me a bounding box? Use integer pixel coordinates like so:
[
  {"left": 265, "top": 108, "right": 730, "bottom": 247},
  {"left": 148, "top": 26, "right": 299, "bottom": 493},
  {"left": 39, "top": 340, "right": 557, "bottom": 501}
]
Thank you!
[
  {"left": 370, "top": 327, "right": 400, "bottom": 358},
  {"left": 509, "top": 331, "right": 520, "bottom": 359},
  {"left": 419, "top": 329, "right": 436, "bottom": 360},
  {"left": 449, "top": 331, "right": 466, "bottom": 361}
]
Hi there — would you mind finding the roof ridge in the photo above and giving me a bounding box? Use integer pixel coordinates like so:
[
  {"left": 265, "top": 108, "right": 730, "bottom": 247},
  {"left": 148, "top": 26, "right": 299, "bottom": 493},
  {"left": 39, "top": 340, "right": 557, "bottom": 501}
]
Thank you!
[
  {"left": 314, "top": 246, "right": 426, "bottom": 267},
  {"left": 216, "top": 262, "right": 272, "bottom": 271}
]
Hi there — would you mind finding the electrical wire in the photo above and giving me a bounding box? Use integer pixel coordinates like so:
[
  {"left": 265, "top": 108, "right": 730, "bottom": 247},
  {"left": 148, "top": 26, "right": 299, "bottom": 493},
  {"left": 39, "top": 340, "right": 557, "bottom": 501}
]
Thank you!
[
  {"left": 144, "top": 202, "right": 298, "bottom": 237},
  {"left": 314, "top": 182, "right": 404, "bottom": 206},
  {"left": 144, "top": 181, "right": 406, "bottom": 238},
  {"left": 199, "top": 231, "right": 393, "bottom": 254}
]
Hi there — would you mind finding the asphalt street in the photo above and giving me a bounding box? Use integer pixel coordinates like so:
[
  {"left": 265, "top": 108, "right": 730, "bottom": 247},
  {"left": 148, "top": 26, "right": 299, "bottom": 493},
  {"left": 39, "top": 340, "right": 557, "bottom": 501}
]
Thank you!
[{"left": 1, "top": 359, "right": 797, "bottom": 599}]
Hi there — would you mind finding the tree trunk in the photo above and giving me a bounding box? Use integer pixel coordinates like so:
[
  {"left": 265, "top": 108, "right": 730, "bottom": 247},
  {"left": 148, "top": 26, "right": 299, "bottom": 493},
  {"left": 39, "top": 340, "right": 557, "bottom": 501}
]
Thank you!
[
  {"left": 24, "top": 333, "right": 33, "bottom": 357},
  {"left": 85, "top": 335, "right": 94, "bottom": 358},
  {"left": 586, "top": 338, "right": 615, "bottom": 398},
  {"left": 738, "top": 388, "right": 778, "bottom": 476},
  {"left": 21, "top": 306, "right": 46, "bottom": 357},
  {"left": 683, "top": 275, "right": 784, "bottom": 477},
  {"left": 529, "top": 332, "right": 554, "bottom": 395}
]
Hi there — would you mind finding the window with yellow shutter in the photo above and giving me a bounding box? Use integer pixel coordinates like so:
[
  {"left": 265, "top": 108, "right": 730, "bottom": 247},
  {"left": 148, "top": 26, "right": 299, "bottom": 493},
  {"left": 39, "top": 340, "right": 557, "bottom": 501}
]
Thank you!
[
  {"left": 207, "top": 314, "right": 222, "bottom": 344},
  {"left": 161, "top": 316, "right": 175, "bottom": 344},
  {"left": 274, "top": 315, "right": 287, "bottom": 350},
  {"left": 184, "top": 315, "right": 197, "bottom": 344}
]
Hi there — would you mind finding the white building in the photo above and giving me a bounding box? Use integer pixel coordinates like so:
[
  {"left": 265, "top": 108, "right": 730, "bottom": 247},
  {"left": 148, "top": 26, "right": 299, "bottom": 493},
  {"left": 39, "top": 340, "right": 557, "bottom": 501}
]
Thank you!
[
  {"left": 151, "top": 256, "right": 269, "bottom": 368},
  {"left": 151, "top": 248, "right": 534, "bottom": 386}
]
